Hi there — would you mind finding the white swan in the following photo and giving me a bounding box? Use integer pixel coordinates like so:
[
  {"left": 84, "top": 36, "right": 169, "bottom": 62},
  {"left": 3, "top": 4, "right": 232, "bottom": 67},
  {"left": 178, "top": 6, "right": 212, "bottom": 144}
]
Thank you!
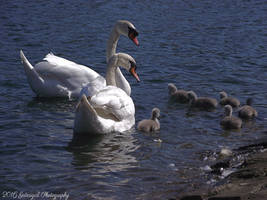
[
  {"left": 20, "top": 20, "right": 139, "bottom": 98},
  {"left": 74, "top": 53, "right": 140, "bottom": 135}
]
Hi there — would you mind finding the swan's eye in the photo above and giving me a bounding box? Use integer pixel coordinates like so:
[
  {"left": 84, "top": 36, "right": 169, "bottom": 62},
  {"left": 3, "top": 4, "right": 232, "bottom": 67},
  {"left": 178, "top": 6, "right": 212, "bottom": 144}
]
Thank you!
[
  {"left": 128, "top": 27, "right": 139, "bottom": 37},
  {"left": 129, "top": 61, "right": 136, "bottom": 70},
  {"left": 128, "top": 27, "right": 139, "bottom": 46},
  {"left": 129, "top": 61, "right": 140, "bottom": 82}
]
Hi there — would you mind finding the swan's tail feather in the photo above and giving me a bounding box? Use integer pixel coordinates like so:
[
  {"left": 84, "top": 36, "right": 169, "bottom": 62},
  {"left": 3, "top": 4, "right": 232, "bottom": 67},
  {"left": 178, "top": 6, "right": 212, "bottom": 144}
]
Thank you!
[
  {"left": 74, "top": 95, "right": 102, "bottom": 134},
  {"left": 20, "top": 50, "right": 44, "bottom": 94},
  {"left": 20, "top": 50, "right": 34, "bottom": 70},
  {"left": 76, "top": 95, "right": 97, "bottom": 116}
]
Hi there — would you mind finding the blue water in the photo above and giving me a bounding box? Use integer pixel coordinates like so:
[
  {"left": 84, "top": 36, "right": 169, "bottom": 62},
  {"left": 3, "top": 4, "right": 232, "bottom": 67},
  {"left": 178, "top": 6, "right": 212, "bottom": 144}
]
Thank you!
[{"left": 1, "top": 0, "right": 267, "bottom": 199}]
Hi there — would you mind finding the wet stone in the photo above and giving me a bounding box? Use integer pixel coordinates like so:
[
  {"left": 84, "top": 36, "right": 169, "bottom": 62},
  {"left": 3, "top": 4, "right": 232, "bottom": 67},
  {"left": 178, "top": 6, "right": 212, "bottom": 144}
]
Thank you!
[
  {"left": 180, "top": 195, "right": 203, "bottom": 200},
  {"left": 210, "top": 160, "right": 231, "bottom": 175},
  {"left": 208, "top": 197, "right": 241, "bottom": 200},
  {"left": 231, "top": 169, "right": 259, "bottom": 179}
]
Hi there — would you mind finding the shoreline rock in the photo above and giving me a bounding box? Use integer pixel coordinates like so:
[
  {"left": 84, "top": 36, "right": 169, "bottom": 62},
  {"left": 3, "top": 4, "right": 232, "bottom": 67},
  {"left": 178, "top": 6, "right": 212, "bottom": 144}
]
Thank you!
[{"left": 179, "top": 141, "right": 267, "bottom": 200}]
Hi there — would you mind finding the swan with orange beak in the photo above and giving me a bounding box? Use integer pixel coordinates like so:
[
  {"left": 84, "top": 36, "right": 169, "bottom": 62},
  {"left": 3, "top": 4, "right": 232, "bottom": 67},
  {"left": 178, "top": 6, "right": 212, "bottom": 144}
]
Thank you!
[{"left": 74, "top": 53, "right": 140, "bottom": 135}]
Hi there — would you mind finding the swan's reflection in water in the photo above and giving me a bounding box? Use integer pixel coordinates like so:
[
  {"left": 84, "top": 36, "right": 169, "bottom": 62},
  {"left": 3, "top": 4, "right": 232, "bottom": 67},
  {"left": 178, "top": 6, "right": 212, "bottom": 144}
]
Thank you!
[{"left": 68, "top": 130, "right": 139, "bottom": 173}]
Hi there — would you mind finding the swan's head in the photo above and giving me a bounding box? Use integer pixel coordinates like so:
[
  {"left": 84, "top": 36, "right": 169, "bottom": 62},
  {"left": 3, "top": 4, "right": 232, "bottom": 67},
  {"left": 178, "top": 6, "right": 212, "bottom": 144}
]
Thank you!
[
  {"left": 220, "top": 91, "right": 228, "bottom": 99},
  {"left": 168, "top": 83, "right": 177, "bottom": 95},
  {"left": 151, "top": 108, "right": 160, "bottom": 120},
  {"left": 224, "top": 105, "right": 233, "bottom": 117},
  {"left": 116, "top": 53, "right": 140, "bottom": 82},
  {"left": 116, "top": 20, "right": 139, "bottom": 46}
]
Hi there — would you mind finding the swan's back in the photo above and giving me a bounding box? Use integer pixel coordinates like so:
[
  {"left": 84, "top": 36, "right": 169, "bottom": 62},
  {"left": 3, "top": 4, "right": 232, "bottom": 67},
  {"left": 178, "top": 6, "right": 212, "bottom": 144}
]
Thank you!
[
  {"left": 74, "top": 87, "right": 135, "bottom": 135},
  {"left": 220, "top": 116, "right": 242, "bottom": 129},
  {"left": 220, "top": 97, "right": 240, "bottom": 107},
  {"left": 33, "top": 53, "right": 105, "bottom": 97},
  {"left": 91, "top": 86, "right": 135, "bottom": 121},
  {"left": 170, "top": 90, "right": 189, "bottom": 103},
  {"left": 238, "top": 105, "right": 258, "bottom": 119},
  {"left": 36, "top": 54, "right": 100, "bottom": 81},
  {"left": 194, "top": 97, "right": 218, "bottom": 110},
  {"left": 137, "top": 119, "right": 159, "bottom": 132}
]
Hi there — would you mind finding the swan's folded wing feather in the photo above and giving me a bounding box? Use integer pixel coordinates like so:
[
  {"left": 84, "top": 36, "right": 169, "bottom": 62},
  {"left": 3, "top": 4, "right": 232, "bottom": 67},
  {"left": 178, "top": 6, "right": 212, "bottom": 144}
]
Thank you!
[
  {"left": 90, "top": 86, "right": 135, "bottom": 121},
  {"left": 35, "top": 61, "right": 99, "bottom": 79},
  {"left": 34, "top": 54, "right": 103, "bottom": 93},
  {"left": 79, "top": 76, "right": 106, "bottom": 98},
  {"left": 44, "top": 53, "right": 78, "bottom": 66}
]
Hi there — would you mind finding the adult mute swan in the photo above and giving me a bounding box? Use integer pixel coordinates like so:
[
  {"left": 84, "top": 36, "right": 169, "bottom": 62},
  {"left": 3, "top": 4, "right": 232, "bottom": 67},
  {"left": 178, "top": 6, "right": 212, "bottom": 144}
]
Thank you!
[
  {"left": 74, "top": 53, "right": 140, "bottom": 135},
  {"left": 20, "top": 20, "right": 139, "bottom": 98}
]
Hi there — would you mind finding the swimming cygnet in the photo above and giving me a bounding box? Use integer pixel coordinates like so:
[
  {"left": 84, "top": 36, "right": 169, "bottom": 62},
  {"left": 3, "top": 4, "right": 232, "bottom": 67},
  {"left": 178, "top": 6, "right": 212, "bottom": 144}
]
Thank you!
[
  {"left": 137, "top": 108, "right": 160, "bottom": 132},
  {"left": 168, "top": 83, "right": 189, "bottom": 103},
  {"left": 219, "top": 91, "right": 240, "bottom": 108},
  {"left": 187, "top": 91, "right": 218, "bottom": 111},
  {"left": 220, "top": 105, "right": 242, "bottom": 130},
  {"left": 238, "top": 98, "right": 258, "bottom": 119}
]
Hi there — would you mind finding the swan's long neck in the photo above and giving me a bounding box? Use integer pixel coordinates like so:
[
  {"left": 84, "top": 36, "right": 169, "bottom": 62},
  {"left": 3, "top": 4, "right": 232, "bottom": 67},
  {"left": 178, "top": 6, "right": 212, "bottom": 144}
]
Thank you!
[
  {"left": 105, "top": 59, "right": 117, "bottom": 86},
  {"left": 226, "top": 107, "right": 233, "bottom": 117},
  {"left": 114, "top": 68, "right": 131, "bottom": 96},
  {"left": 229, "top": 109, "right": 233, "bottom": 117},
  {"left": 106, "top": 28, "right": 120, "bottom": 63},
  {"left": 106, "top": 26, "right": 131, "bottom": 96}
]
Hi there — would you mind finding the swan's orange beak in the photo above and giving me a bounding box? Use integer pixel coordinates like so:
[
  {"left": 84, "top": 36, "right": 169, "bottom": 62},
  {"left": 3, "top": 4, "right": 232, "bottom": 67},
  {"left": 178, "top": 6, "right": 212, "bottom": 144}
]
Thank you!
[
  {"left": 130, "top": 65, "right": 140, "bottom": 82},
  {"left": 129, "top": 33, "right": 139, "bottom": 46},
  {"left": 132, "top": 36, "right": 139, "bottom": 46}
]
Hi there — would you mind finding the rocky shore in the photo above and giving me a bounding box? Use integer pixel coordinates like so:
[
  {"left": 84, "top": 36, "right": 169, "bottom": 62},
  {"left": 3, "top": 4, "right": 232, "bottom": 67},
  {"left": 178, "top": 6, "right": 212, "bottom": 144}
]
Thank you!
[{"left": 179, "top": 140, "right": 267, "bottom": 200}]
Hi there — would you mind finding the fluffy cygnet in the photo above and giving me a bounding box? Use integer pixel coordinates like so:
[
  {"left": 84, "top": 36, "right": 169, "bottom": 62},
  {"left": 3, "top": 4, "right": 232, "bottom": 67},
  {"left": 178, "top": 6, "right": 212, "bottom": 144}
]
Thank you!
[
  {"left": 220, "top": 105, "right": 242, "bottom": 130},
  {"left": 137, "top": 108, "right": 160, "bottom": 132},
  {"left": 238, "top": 98, "right": 258, "bottom": 119},
  {"left": 168, "top": 83, "right": 189, "bottom": 103},
  {"left": 219, "top": 91, "right": 240, "bottom": 108},
  {"left": 187, "top": 91, "right": 218, "bottom": 111}
]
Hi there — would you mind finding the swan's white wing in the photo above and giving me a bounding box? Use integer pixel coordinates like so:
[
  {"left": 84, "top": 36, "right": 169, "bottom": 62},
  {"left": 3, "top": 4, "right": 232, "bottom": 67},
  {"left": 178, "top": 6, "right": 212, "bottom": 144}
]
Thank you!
[
  {"left": 36, "top": 54, "right": 100, "bottom": 81},
  {"left": 90, "top": 86, "right": 135, "bottom": 121},
  {"left": 33, "top": 53, "right": 105, "bottom": 97},
  {"left": 43, "top": 53, "right": 78, "bottom": 66}
]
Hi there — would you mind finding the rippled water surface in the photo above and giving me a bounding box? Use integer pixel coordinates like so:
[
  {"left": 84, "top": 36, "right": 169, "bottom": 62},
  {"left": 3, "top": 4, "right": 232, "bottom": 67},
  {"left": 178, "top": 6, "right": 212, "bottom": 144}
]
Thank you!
[{"left": 1, "top": 0, "right": 267, "bottom": 199}]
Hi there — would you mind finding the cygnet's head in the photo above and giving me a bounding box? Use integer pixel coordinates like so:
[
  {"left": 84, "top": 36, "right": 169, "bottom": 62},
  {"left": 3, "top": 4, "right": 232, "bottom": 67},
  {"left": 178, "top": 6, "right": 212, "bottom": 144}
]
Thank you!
[
  {"left": 115, "top": 20, "right": 139, "bottom": 45},
  {"left": 168, "top": 83, "right": 177, "bottom": 95},
  {"left": 151, "top": 108, "right": 160, "bottom": 120},
  {"left": 224, "top": 105, "right": 233, "bottom": 117},
  {"left": 246, "top": 98, "right": 253, "bottom": 106},
  {"left": 220, "top": 91, "right": 228, "bottom": 99}
]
